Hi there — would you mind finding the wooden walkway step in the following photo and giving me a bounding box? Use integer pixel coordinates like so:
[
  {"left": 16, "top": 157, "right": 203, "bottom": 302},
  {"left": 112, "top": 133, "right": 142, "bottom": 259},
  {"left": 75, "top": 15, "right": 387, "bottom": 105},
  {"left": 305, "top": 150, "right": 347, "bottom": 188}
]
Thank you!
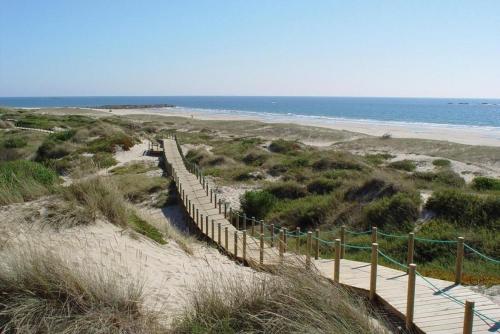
[{"left": 161, "top": 137, "right": 500, "bottom": 334}]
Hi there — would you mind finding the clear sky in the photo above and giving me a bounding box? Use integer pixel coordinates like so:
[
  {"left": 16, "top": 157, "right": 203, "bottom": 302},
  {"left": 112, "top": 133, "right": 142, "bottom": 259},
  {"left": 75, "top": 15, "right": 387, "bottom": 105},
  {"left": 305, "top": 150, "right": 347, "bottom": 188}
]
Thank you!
[{"left": 1, "top": 1, "right": 499, "bottom": 98}]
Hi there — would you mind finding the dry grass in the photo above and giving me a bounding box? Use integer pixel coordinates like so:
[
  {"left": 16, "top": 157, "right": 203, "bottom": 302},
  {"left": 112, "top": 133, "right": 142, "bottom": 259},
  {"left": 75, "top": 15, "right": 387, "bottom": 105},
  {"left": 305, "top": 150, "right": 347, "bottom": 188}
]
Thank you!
[
  {"left": 0, "top": 245, "right": 165, "bottom": 334},
  {"left": 172, "top": 264, "right": 390, "bottom": 334}
]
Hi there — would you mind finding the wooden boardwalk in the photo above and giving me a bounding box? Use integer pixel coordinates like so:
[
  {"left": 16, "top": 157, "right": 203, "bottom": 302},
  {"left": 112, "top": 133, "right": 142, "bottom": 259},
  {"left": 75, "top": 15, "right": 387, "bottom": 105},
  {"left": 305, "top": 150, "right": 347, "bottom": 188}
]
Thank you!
[{"left": 161, "top": 137, "right": 499, "bottom": 334}]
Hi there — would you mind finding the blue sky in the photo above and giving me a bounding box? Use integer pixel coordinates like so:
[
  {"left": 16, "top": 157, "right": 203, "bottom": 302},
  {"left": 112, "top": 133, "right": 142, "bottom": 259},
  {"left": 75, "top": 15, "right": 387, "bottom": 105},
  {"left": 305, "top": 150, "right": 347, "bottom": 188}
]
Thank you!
[{"left": 1, "top": 1, "right": 499, "bottom": 98}]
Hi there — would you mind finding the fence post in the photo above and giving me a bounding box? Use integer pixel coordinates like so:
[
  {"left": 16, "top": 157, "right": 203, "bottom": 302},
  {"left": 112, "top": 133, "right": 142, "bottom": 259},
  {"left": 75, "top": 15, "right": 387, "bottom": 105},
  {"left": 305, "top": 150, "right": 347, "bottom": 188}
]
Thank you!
[
  {"left": 224, "top": 202, "right": 227, "bottom": 218},
  {"left": 270, "top": 224, "right": 275, "bottom": 247},
  {"left": 463, "top": 300, "right": 474, "bottom": 334},
  {"left": 306, "top": 231, "right": 312, "bottom": 268},
  {"left": 370, "top": 243, "right": 378, "bottom": 301},
  {"left": 210, "top": 189, "right": 213, "bottom": 203},
  {"left": 407, "top": 232, "right": 414, "bottom": 272},
  {"left": 217, "top": 223, "right": 221, "bottom": 245},
  {"left": 371, "top": 226, "right": 378, "bottom": 243},
  {"left": 205, "top": 216, "right": 209, "bottom": 236},
  {"left": 234, "top": 231, "right": 238, "bottom": 258},
  {"left": 218, "top": 199, "right": 222, "bottom": 213},
  {"left": 236, "top": 213, "right": 240, "bottom": 230},
  {"left": 214, "top": 193, "right": 217, "bottom": 208},
  {"left": 315, "top": 228, "right": 320, "bottom": 260},
  {"left": 229, "top": 208, "right": 233, "bottom": 225},
  {"left": 279, "top": 229, "right": 284, "bottom": 260},
  {"left": 260, "top": 233, "right": 264, "bottom": 265},
  {"left": 225, "top": 227, "right": 229, "bottom": 250},
  {"left": 200, "top": 214, "right": 204, "bottom": 233},
  {"left": 340, "top": 225, "right": 345, "bottom": 259},
  {"left": 334, "top": 239, "right": 341, "bottom": 283},
  {"left": 260, "top": 220, "right": 264, "bottom": 236},
  {"left": 243, "top": 213, "right": 247, "bottom": 230},
  {"left": 243, "top": 231, "right": 247, "bottom": 261},
  {"left": 211, "top": 220, "right": 215, "bottom": 239},
  {"left": 196, "top": 209, "right": 199, "bottom": 226},
  {"left": 251, "top": 217, "right": 255, "bottom": 236},
  {"left": 188, "top": 198, "right": 191, "bottom": 215},
  {"left": 296, "top": 227, "right": 301, "bottom": 253},
  {"left": 455, "top": 237, "right": 464, "bottom": 284},
  {"left": 283, "top": 228, "right": 288, "bottom": 253},
  {"left": 406, "top": 263, "right": 417, "bottom": 330}
]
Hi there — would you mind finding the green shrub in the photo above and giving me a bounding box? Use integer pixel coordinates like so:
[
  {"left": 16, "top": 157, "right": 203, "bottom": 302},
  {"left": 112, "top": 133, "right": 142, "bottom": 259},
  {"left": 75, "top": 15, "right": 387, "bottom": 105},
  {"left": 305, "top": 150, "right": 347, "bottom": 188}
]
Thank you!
[
  {"left": 86, "top": 133, "right": 135, "bottom": 153},
  {"left": 267, "top": 163, "right": 288, "bottom": 176},
  {"left": 268, "top": 195, "right": 332, "bottom": 229},
  {"left": 426, "top": 190, "right": 500, "bottom": 227},
  {"left": 36, "top": 139, "right": 72, "bottom": 160},
  {"left": 345, "top": 178, "right": 401, "bottom": 202},
  {"left": 242, "top": 150, "right": 268, "bottom": 165},
  {"left": 2, "top": 137, "right": 27, "bottom": 148},
  {"left": 93, "top": 152, "right": 118, "bottom": 168},
  {"left": 472, "top": 177, "right": 500, "bottom": 191},
  {"left": 307, "top": 178, "right": 341, "bottom": 194},
  {"left": 363, "top": 193, "right": 420, "bottom": 231},
  {"left": 128, "top": 212, "right": 166, "bottom": 244},
  {"left": 312, "top": 156, "right": 364, "bottom": 171},
  {"left": 265, "top": 181, "right": 308, "bottom": 199},
  {"left": 240, "top": 190, "right": 277, "bottom": 219},
  {"left": 185, "top": 149, "right": 208, "bottom": 165},
  {"left": 0, "top": 160, "right": 58, "bottom": 204},
  {"left": 49, "top": 129, "right": 76, "bottom": 141},
  {"left": 365, "top": 153, "right": 394, "bottom": 165},
  {"left": 432, "top": 159, "right": 451, "bottom": 167},
  {"left": 413, "top": 170, "right": 465, "bottom": 187},
  {"left": 388, "top": 159, "right": 416, "bottom": 172},
  {"left": 268, "top": 139, "right": 300, "bottom": 154}
]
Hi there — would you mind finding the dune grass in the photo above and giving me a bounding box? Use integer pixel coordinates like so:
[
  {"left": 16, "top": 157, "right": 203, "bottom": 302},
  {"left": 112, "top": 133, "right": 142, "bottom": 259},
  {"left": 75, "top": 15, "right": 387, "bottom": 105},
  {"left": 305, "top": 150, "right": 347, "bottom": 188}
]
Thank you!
[
  {"left": 0, "top": 160, "right": 58, "bottom": 205},
  {"left": 172, "top": 264, "right": 390, "bottom": 334},
  {"left": 0, "top": 246, "right": 163, "bottom": 333}
]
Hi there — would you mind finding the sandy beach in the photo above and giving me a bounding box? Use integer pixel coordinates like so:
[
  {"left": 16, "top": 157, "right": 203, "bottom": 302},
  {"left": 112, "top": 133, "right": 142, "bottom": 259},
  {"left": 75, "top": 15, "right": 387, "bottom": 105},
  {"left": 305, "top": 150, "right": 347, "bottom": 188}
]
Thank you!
[{"left": 105, "top": 107, "right": 500, "bottom": 147}]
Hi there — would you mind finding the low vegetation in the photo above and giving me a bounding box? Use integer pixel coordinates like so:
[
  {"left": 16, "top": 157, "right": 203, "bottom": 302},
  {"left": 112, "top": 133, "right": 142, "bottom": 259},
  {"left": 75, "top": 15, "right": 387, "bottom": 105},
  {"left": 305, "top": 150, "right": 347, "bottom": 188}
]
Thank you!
[
  {"left": 0, "top": 246, "right": 162, "bottom": 333},
  {"left": 173, "top": 265, "right": 390, "bottom": 334}
]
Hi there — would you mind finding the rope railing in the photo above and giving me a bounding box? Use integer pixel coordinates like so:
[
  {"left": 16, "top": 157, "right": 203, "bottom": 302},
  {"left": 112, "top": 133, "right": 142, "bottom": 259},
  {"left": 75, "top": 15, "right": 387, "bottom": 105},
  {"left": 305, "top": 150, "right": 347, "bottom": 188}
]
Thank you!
[{"left": 167, "top": 134, "right": 499, "bottom": 333}]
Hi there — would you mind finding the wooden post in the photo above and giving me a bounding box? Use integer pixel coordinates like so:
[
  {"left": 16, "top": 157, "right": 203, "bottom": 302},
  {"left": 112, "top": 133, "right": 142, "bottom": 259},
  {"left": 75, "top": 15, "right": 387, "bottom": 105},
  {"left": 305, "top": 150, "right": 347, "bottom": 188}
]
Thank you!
[
  {"left": 340, "top": 225, "right": 345, "bottom": 259},
  {"left": 236, "top": 213, "right": 240, "bottom": 230},
  {"left": 225, "top": 227, "right": 229, "bottom": 250},
  {"left": 279, "top": 229, "right": 284, "bottom": 260},
  {"left": 243, "top": 213, "right": 247, "bottom": 230},
  {"left": 370, "top": 243, "right": 378, "bottom": 300},
  {"left": 306, "top": 231, "right": 312, "bottom": 268},
  {"left": 315, "top": 228, "right": 320, "bottom": 260},
  {"left": 371, "top": 226, "right": 378, "bottom": 243},
  {"left": 270, "top": 224, "right": 275, "bottom": 247},
  {"left": 406, "top": 263, "right": 417, "bottom": 330},
  {"left": 188, "top": 199, "right": 191, "bottom": 215},
  {"left": 205, "top": 216, "right": 209, "bottom": 236},
  {"left": 224, "top": 202, "right": 227, "bottom": 218},
  {"left": 260, "top": 233, "right": 264, "bottom": 265},
  {"left": 200, "top": 214, "right": 204, "bottom": 233},
  {"left": 407, "top": 232, "right": 415, "bottom": 272},
  {"left": 218, "top": 199, "right": 222, "bottom": 213},
  {"left": 296, "top": 227, "right": 301, "bottom": 253},
  {"left": 334, "top": 239, "right": 341, "bottom": 283},
  {"left": 260, "top": 220, "right": 264, "bottom": 236},
  {"left": 251, "top": 217, "right": 255, "bottom": 236},
  {"left": 196, "top": 209, "right": 199, "bottom": 226},
  {"left": 463, "top": 300, "right": 474, "bottom": 334},
  {"left": 217, "top": 223, "right": 221, "bottom": 245},
  {"left": 229, "top": 208, "right": 233, "bottom": 225},
  {"left": 210, "top": 189, "right": 213, "bottom": 203},
  {"left": 455, "top": 237, "right": 464, "bottom": 284},
  {"left": 234, "top": 231, "right": 238, "bottom": 258},
  {"left": 283, "top": 227, "right": 288, "bottom": 253},
  {"left": 243, "top": 231, "right": 247, "bottom": 261},
  {"left": 214, "top": 193, "right": 217, "bottom": 208},
  {"left": 211, "top": 220, "right": 215, "bottom": 239}
]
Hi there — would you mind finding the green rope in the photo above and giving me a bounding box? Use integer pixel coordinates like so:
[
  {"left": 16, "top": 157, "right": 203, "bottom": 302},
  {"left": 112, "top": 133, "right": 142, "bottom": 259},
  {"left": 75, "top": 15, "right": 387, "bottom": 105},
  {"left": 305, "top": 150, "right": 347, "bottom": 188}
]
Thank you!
[
  {"left": 378, "top": 231, "right": 409, "bottom": 239},
  {"left": 345, "top": 229, "right": 371, "bottom": 235},
  {"left": 464, "top": 244, "right": 500, "bottom": 264},
  {"left": 377, "top": 250, "right": 408, "bottom": 270},
  {"left": 343, "top": 243, "right": 371, "bottom": 250},
  {"left": 312, "top": 236, "right": 336, "bottom": 245},
  {"left": 413, "top": 236, "right": 457, "bottom": 244}
]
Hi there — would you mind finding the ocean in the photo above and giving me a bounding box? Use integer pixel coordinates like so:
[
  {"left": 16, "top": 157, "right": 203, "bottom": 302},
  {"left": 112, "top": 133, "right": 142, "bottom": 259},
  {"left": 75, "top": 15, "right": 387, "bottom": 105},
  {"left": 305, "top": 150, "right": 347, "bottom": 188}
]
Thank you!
[{"left": 1, "top": 96, "right": 500, "bottom": 128}]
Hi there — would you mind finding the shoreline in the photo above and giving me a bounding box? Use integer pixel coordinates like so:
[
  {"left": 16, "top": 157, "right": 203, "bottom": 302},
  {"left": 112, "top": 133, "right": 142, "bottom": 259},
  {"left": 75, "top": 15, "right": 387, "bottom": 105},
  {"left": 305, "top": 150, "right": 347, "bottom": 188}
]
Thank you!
[{"left": 104, "top": 107, "right": 500, "bottom": 147}]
